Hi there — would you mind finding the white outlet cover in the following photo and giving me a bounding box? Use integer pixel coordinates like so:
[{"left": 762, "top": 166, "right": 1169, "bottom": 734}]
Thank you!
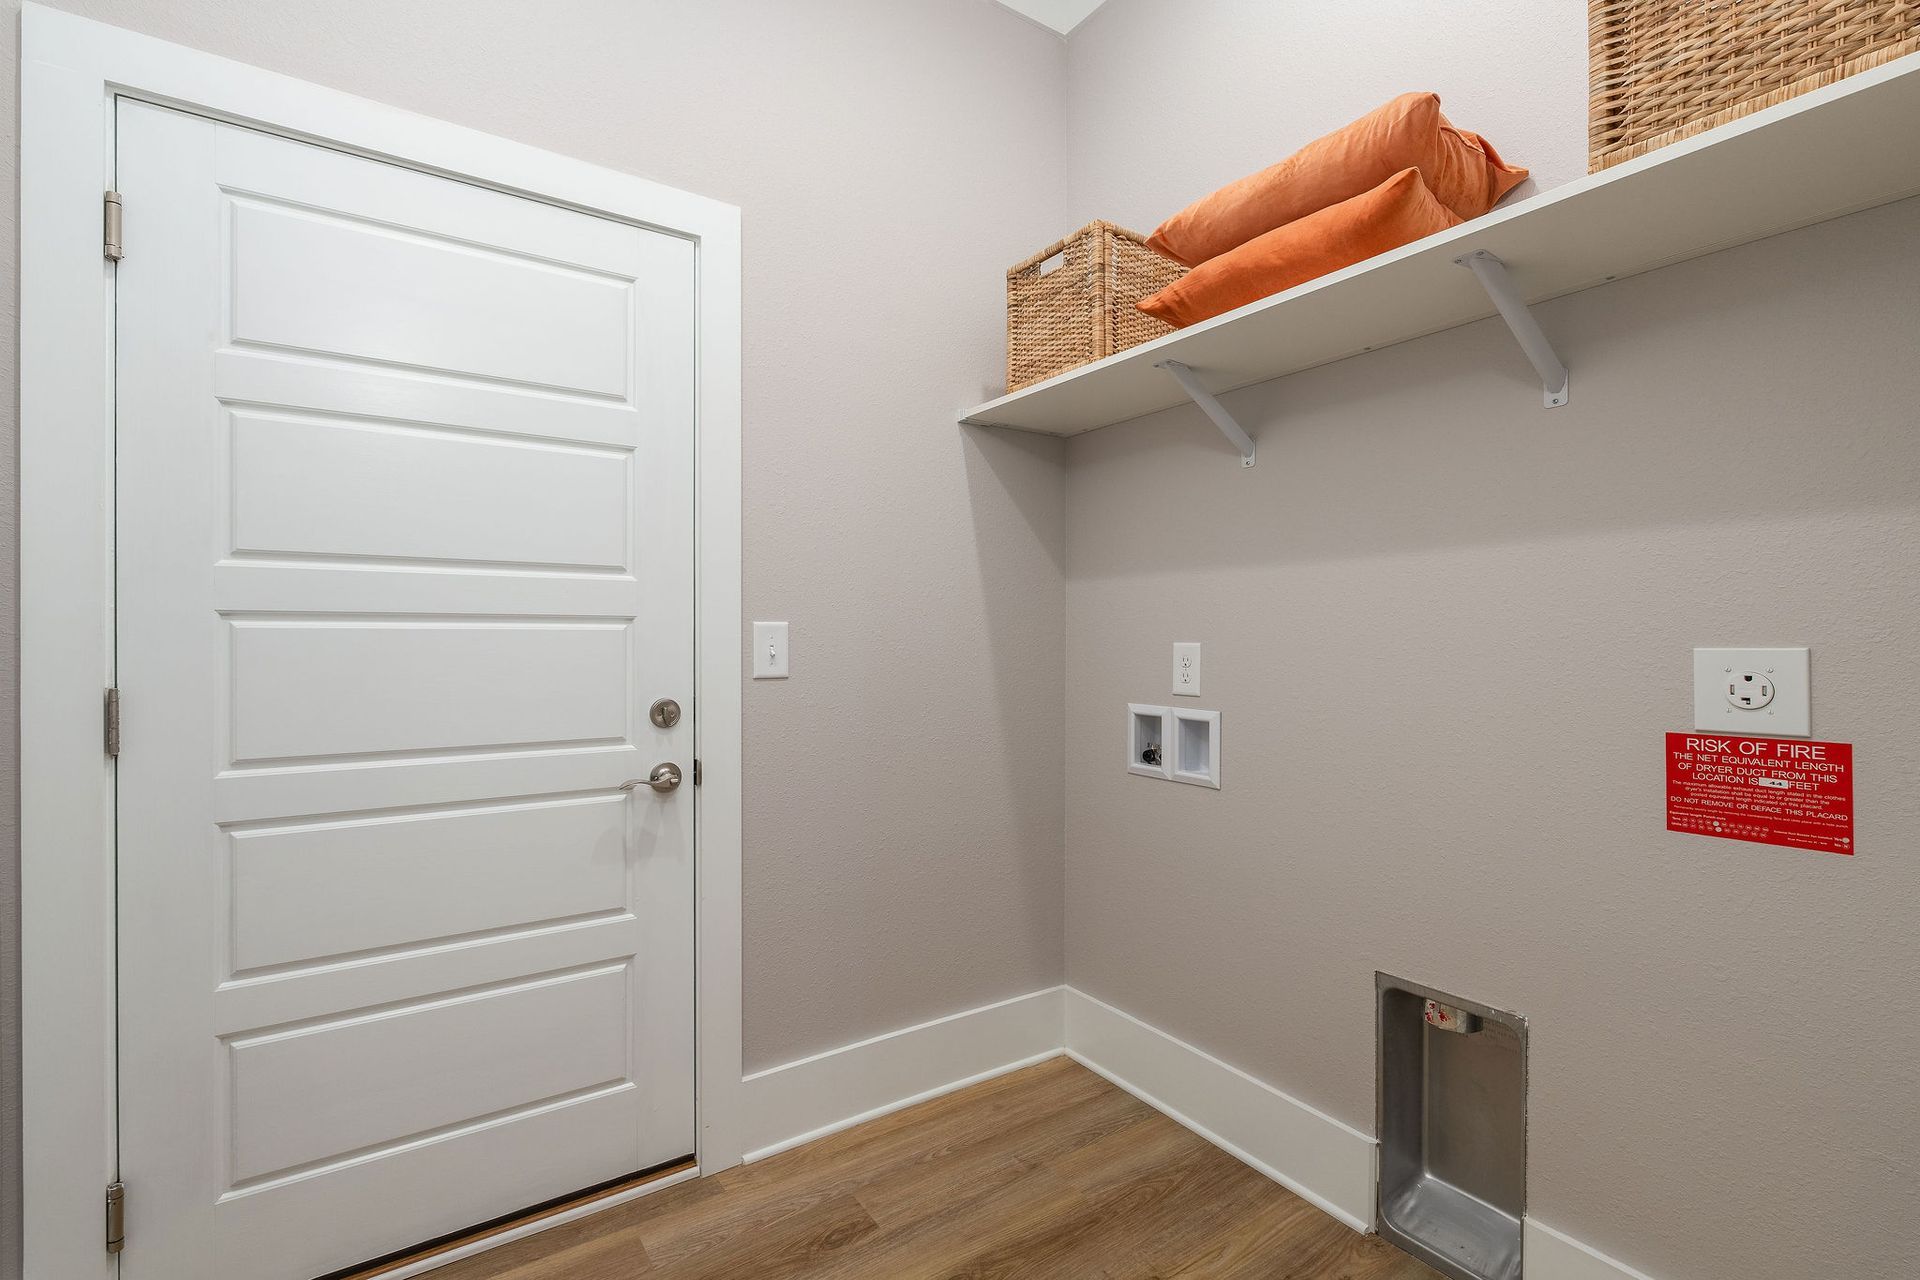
[
  {"left": 753, "top": 621, "right": 789, "bottom": 679},
  {"left": 1693, "top": 647, "right": 1809, "bottom": 737},
  {"left": 1172, "top": 642, "right": 1202, "bottom": 697}
]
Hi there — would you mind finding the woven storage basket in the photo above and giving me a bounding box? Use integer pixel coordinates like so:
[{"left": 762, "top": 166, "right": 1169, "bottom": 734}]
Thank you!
[
  {"left": 1006, "top": 221, "right": 1186, "bottom": 392},
  {"left": 1590, "top": 0, "right": 1920, "bottom": 170}
]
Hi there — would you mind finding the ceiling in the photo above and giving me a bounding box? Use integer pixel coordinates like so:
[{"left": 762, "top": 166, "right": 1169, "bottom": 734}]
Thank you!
[{"left": 993, "top": 0, "right": 1109, "bottom": 36}]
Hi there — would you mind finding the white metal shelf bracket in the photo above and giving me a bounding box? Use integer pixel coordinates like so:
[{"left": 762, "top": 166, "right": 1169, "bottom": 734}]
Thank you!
[
  {"left": 1157, "top": 360, "right": 1256, "bottom": 467},
  {"left": 1455, "top": 250, "right": 1569, "bottom": 408}
]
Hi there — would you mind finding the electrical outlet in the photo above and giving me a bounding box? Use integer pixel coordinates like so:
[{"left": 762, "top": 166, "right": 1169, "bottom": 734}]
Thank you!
[
  {"left": 1172, "top": 643, "right": 1201, "bottom": 697},
  {"left": 1726, "top": 671, "right": 1774, "bottom": 711},
  {"left": 1693, "top": 647, "right": 1808, "bottom": 737}
]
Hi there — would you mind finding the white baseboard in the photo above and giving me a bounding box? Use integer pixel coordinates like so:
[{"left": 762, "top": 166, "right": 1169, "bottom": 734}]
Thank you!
[
  {"left": 1524, "top": 1219, "right": 1663, "bottom": 1280},
  {"left": 737, "top": 985, "right": 1067, "bottom": 1163},
  {"left": 727, "top": 985, "right": 1658, "bottom": 1280},
  {"left": 1062, "top": 987, "right": 1376, "bottom": 1231},
  {"left": 1063, "top": 989, "right": 1663, "bottom": 1279}
]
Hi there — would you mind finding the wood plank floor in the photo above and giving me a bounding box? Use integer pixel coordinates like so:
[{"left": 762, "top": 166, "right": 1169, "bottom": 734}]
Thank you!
[{"left": 430, "top": 1057, "right": 1441, "bottom": 1279}]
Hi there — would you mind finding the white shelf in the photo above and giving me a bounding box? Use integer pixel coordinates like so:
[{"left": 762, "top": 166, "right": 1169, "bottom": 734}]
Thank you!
[{"left": 962, "top": 51, "right": 1920, "bottom": 440}]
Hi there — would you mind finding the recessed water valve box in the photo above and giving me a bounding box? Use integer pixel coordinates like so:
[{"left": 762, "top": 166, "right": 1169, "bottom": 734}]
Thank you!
[
  {"left": 1128, "top": 705, "right": 1171, "bottom": 779},
  {"left": 1170, "top": 707, "right": 1221, "bottom": 788}
]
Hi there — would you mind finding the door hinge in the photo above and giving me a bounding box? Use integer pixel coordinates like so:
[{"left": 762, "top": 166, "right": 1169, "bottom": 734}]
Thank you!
[
  {"left": 104, "top": 687, "right": 121, "bottom": 757},
  {"left": 692, "top": 758, "right": 702, "bottom": 787},
  {"left": 103, "top": 191, "right": 124, "bottom": 262},
  {"left": 105, "top": 1181, "right": 125, "bottom": 1254}
]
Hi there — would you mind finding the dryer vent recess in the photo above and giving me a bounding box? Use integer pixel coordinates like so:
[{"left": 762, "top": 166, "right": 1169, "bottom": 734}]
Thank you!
[{"left": 1376, "top": 974, "right": 1526, "bottom": 1280}]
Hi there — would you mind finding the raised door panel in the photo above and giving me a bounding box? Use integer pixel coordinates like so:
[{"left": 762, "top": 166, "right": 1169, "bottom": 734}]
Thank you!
[
  {"left": 225, "top": 617, "right": 631, "bottom": 763},
  {"left": 227, "top": 409, "right": 632, "bottom": 573},
  {"left": 228, "top": 197, "right": 634, "bottom": 397},
  {"left": 225, "top": 963, "right": 632, "bottom": 1186},
  {"left": 225, "top": 794, "right": 632, "bottom": 975}
]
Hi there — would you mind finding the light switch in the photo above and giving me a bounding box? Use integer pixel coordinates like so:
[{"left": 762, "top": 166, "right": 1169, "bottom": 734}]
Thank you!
[
  {"left": 1172, "top": 643, "right": 1201, "bottom": 697},
  {"left": 753, "top": 622, "right": 789, "bottom": 679}
]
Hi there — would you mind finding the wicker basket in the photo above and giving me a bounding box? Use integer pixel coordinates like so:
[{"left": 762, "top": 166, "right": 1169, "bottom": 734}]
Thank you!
[
  {"left": 1589, "top": 0, "right": 1920, "bottom": 170},
  {"left": 1006, "top": 221, "right": 1186, "bottom": 392}
]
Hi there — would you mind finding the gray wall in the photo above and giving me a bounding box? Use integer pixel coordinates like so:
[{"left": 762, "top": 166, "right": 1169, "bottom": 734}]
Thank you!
[
  {"left": 1, "top": 2, "right": 1070, "bottom": 1271},
  {"left": 10, "top": 4, "right": 1917, "bottom": 1278},
  {"left": 1061, "top": 4, "right": 1920, "bottom": 1279},
  {"left": 1064, "top": 0, "right": 1591, "bottom": 234}
]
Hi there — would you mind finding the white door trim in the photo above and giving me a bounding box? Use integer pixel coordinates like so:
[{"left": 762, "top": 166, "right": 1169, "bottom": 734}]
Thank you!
[{"left": 18, "top": 7, "right": 745, "bottom": 1275}]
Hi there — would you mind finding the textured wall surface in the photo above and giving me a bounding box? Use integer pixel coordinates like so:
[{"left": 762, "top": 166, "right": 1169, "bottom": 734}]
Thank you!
[
  {"left": 1, "top": 3, "right": 1069, "bottom": 1271},
  {"left": 1064, "top": 12, "right": 1918, "bottom": 1276},
  {"left": 10, "top": 4, "right": 1917, "bottom": 1279},
  {"left": 1063, "top": 0, "right": 1590, "bottom": 233},
  {"left": 1059, "top": 10, "right": 1920, "bottom": 1270}
]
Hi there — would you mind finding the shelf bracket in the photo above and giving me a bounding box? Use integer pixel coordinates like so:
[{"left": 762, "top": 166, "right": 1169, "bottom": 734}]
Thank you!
[
  {"left": 1455, "top": 250, "right": 1569, "bottom": 408},
  {"left": 1157, "top": 361, "right": 1256, "bottom": 467}
]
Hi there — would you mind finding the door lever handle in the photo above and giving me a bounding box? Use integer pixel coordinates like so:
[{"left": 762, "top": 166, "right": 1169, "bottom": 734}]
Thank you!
[{"left": 621, "top": 763, "right": 682, "bottom": 794}]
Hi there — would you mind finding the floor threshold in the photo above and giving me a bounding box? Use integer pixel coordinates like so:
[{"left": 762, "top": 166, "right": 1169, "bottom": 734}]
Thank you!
[{"left": 327, "top": 1157, "right": 698, "bottom": 1280}]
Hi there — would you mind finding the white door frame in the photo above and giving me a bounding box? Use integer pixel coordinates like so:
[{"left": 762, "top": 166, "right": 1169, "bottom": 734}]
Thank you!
[{"left": 18, "top": 7, "right": 746, "bottom": 1275}]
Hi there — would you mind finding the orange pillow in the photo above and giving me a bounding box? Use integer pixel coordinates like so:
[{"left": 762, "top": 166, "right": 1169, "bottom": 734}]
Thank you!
[
  {"left": 1137, "top": 169, "right": 1461, "bottom": 329},
  {"left": 1145, "top": 93, "right": 1526, "bottom": 267}
]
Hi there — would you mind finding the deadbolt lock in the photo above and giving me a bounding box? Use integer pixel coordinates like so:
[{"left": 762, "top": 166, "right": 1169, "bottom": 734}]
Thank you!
[{"left": 650, "top": 698, "right": 682, "bottom": 729}]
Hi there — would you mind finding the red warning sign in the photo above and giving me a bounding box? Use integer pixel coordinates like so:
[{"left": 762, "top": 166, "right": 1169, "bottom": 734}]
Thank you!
[{"left": 1666, "top": 733, "right": 1853, "bottom": 856}]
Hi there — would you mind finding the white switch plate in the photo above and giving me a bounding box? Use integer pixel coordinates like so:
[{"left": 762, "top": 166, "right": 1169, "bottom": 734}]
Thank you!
[
  {"left": 753, "top": 621, "right": 790, "bottom": 679},
  {"left": 1693, "top": 647, "right": 1809, "bottom": 737},
  {"left": 1172, "top": 642, "right": 1201, "bottom": 697}
]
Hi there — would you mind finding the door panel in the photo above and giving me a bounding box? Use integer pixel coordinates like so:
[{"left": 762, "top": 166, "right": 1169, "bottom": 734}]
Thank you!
[
  {"left": 225, "top": 794, "right": 631, "bottom": 974},
  {"left": 227, "top": 410, "right": 633, "bottom": 571},
  {"left": 227, "top": 197, "right": 636, "bottom": 396},
  {"left": 115, "top": 99, "right": 694, "bottom": 1279},
  {"left": 225, "top": 616, "right": 632, "bottom": 762},
  {"left": 226, "top": 964, "right": 632, "bottom": 1186}
]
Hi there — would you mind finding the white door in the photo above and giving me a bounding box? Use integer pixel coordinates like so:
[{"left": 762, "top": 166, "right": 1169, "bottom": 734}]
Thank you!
[{"left": 113, "top": 100, "right": 696, "bottom": 1279}]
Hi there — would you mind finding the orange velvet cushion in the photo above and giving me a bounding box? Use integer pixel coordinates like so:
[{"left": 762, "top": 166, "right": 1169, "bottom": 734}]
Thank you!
[
  {"left": 1137, "top": 168, "right": 1461, "bottom": 329},
  {"left": 1145, "top": 93, "right": 1526, "bottom": 267}
]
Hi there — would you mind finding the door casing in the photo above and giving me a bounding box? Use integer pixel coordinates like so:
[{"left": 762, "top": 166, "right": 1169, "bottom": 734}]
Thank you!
[{"left": 18, "top": 8, "right": 746, "bottom": 1277}]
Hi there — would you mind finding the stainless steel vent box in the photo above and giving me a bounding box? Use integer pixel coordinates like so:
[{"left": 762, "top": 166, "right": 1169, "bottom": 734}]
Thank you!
[{"left": 1376, "top": 974, "right": 1527, "bottom": 1280}]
